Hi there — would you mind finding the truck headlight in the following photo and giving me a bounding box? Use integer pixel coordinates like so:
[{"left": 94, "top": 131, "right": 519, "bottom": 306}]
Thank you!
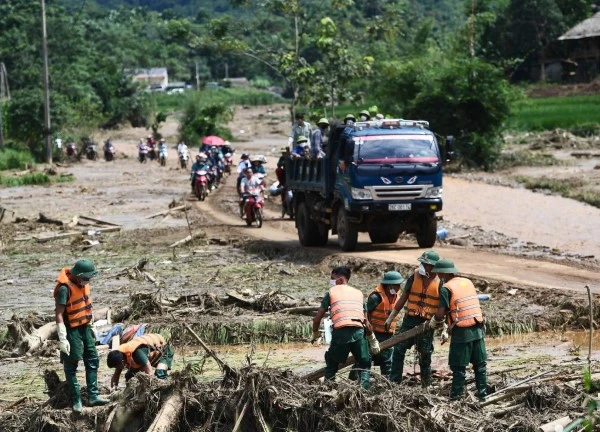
[
  {"left": 351, "top": 187, "right": 373, "bottom": 200},
  {"left": 424, "top": 186, "right": 442, "bottom": 198}
]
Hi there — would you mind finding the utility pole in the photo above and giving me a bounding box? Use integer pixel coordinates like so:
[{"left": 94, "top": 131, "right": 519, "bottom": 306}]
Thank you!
[
  {"left": 224, "top": 62, "right": 229, "bottom": 79},
  {"left": 0, "top": 62, "right": 9, "bottom": 150},
  {"left": 195, "top": 60, "right": 200, "bottom": 91},
  {"left": 41, "top": 0, "right": 52, "bottom": 163}
]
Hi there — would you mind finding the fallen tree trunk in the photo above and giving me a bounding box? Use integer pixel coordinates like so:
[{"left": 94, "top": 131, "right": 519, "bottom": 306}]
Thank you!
[
  {"left": 38, "top": 213, "right": 64, "bottom": 226},
  {"left": 303, "top": 322, "right": 430, "bottom": 382},
  {"left": 20, "top": 322, "right": 57, "bottom": 355},
  {"left": 146, "top": 392, "right": 183, "bottom": 432},
  {"left": 35, "top": 231, "right": 81, "bottom": 243}
]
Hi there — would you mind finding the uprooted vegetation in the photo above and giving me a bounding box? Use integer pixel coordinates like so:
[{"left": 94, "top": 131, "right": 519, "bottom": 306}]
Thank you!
[{"left": 1, "top": 358, "right": 599, "bottom": 432}]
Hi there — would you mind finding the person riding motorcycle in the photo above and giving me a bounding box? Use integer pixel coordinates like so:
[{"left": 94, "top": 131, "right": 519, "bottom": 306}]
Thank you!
[
  {"left": 158, "top": 139, "right": 168, "bottom": 159},
  {"left": 236, "top": 153, "right": 252, "bottom": 196},
  {"left": 190, "top": 154, "right": 211, "bottom": 191},
  {"left": 238, "top": 167, "right": 264, "bottom": 218},
  {"left": 138, "top": 139, "right": 149, "bottom": 162}
]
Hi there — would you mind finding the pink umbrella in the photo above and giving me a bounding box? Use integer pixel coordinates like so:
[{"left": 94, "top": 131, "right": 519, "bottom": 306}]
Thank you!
[{"left": 201, "top": 135, "right": 225, "bottom": 146}]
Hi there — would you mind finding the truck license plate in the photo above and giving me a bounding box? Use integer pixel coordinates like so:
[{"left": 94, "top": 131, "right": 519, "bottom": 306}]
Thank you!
[{"left": 389, "top": 203, "right": 411, "bottom": 211}]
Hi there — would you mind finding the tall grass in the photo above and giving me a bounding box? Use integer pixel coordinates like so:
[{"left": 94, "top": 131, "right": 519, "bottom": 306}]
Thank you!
[
  {"left": 0, "top": 148, "right": 35, "bottom": 171},
  {"left": 0, "top": 172, "right": 50, "bottom": 187},
  {"left": 155, "top": 87, "right": 286, "bottom": 113},
  {"left": 507, "top": 94, "right": 600, "bottom": 132}
]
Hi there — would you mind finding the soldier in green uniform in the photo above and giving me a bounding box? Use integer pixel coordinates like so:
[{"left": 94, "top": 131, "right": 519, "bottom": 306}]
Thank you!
[
  {"left": 362, "top": 271, "right": 404, "bottom": 378},
  {"left": 429, "top": 258, "right": 487, "bottom": 400},
  {"left": 54, "top": 259, "right": 109, "bottom": 412},
  {"left": 106, "top": 334, "right": 175, "bottom": 387},
  {"left": 385, "top": 250, "right": 441, "bottom": 386},
  {"left": 312, "top": 266, "right": 379, "bottom": 389}
]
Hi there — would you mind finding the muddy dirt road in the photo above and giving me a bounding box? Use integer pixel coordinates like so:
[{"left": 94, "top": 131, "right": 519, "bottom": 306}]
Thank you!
[{"left": 1, "top": 105, "right": 599, "bottom": 297}]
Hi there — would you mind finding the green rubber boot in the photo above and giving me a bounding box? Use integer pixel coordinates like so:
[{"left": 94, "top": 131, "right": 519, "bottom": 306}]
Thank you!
[
  {"left": 64, "top": 362, "right": 83, "bottom": 413},
  {"left": 84, "top": 358, "right": 109, "bottom": 407}
]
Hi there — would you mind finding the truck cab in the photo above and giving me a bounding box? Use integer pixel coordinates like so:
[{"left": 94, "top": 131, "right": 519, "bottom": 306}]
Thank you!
[{"left": 286, "top": 119, "right": 443, "bottom": 251}]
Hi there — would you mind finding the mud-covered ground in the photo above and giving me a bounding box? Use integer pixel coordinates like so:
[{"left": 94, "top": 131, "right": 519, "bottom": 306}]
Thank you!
[{"left": 1, "top": 104, "right": 600, "bottom": 428}]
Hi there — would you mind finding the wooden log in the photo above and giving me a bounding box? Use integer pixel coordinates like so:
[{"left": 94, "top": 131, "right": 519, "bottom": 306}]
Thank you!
[
  {"left": 35, "top": 231, "right": 82, "bottom": 243},
  {"left": 302, "top": 322, "right": 430, "bottom": 382},
  {"left": 145, "top": 392, "right": 183, "bottom": 432},
  {"left": 38, "top": 213, "right": 64, "bottom": 226},
  {"left": 279, "top": 305, "right": 320, "bottom": 315},
  {"left": 78, "top": 215, "right": 120, "bottom": 226},
  {"left": 480, "top": 385, "right": 531, "bottom": 407},
  {"left": 145, "top": 205, "right": 190, "bottom": 219},
  {"left": 22, "top": 322, "right": 57, "bottom": 355},
  {"left": 539, "top": 416, "right": 572, "bottom": 432}
]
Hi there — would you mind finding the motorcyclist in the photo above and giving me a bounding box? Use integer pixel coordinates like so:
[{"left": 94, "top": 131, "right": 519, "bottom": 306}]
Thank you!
[
  {"left": 236, "top": 153, "right": 252, "bottom": 196},
  {"left": 238, "top": 167, "right": 263, "bottom": 218},
  {"left": 190, "top": 154, "right": 211, "bottom": 192},
  {"left": 158, "top": 139, "right": 168, "bottom": 157},
  {"left": 103, "top": 139, "right": 113, "bottom": 153},
  {"left": 138, "top": 139, "right": 149, "bottom": 162},
  {"left": 177, "top": 141, "right": 187, "bottom": 154}
]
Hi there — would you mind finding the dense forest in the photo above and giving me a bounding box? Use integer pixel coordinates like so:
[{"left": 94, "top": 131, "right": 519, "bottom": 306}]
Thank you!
[{"left": 0, "top": 0, "right": 596, "bottom": 167}]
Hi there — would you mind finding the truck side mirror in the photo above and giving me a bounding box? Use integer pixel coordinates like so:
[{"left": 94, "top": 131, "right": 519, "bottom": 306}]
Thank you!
[{"left": 445, "top": 136, "right": 455, "bottom": 162}]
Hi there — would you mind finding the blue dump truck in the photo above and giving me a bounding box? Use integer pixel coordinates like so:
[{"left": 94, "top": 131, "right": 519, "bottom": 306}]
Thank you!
[{"left": 285, "top": 119, "right": 444, "bottom": 251}]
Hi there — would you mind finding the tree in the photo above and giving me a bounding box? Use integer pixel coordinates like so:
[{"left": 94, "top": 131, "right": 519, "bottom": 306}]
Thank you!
[{"left": 373, "top": 50, "right": 514, "bottom": 169}]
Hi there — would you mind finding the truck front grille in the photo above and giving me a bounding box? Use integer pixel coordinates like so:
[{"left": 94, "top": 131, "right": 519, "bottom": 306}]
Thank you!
[{"left": 368, "top": 185, "right": 426, "bottom": 201}]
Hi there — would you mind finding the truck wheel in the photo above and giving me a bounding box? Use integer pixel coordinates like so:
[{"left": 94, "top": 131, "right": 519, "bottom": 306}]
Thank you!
[
  {"left": 337, "top": 209, "right": 358, "bottom": 251},
  {"left": 416, "top": 214, "right": 437, "bottom": 248},
  {"left": 297, "top": 202, "right": 322, "bottom": 246}
]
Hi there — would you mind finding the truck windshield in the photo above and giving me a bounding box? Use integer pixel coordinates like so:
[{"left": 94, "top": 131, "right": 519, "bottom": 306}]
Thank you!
[{"left": 353, "top": 134, "right": 439, "bottom": 164}]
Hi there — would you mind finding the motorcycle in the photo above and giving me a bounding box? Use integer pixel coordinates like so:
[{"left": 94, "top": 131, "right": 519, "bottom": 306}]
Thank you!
[
  {"left": 194, "top": 170, "right": 209, "bottom": 201},
  {"left": 66, "top": 142, "right": 77, "bottom": 158},
  {"left": 224, "top": 152, "right": 233, "bottom": 175},
  {"left": 243, "top": 189, "right": 264, "bottom": 228},
  {"left": 281, "top": 188, "right": 295, "bottom": 219},
  {"left": 86, "top": 144, "right": 98, "bottom": 161},
  {"left": 148, "top": 145, "right": 157, "bottom": 162},
  {"left": 179, "top": 150, "right": 189, "bottom": 170},
  {"left": 159, "top": 147, "right": 168, "bottom": 167},
  {"left": 138, "top": 144, "right": 149, "bottom": 163},
  {"left": 104, "top": 144, "right": 116, "bottom": 162}
]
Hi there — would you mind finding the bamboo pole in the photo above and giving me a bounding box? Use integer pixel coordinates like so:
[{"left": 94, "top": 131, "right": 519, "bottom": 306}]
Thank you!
[
  {"left": 302, "top": 322, "right": 430, "bottom": 382},
  {"left": 585, "top": 285, "right": 593, "bottom": 373}
]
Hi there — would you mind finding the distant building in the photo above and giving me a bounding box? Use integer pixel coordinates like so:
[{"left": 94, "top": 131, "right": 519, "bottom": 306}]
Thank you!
[
  {"left": 558, "top": 12, "right": 600, "bottom": 81},
  {"left": 129, "top": 68, "right": 169, "bottom": 90},
  {"left": 222, "top": 77, "right": 249, "bottom": 87}
]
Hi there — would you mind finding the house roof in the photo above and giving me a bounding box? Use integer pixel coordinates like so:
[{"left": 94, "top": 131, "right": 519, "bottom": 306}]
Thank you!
[
  {"left": 559, "top": 12, "right": 600, "bottom": 40},
  {"left": 126, "top": 68, "right": 168, "bottom": 77}
]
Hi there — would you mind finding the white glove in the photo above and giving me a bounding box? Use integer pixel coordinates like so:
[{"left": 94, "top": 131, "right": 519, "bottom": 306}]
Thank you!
[
  {"left": 440, "top": 323, "right": 449, "bottom": 345},
  {"left": 367, "top": 333, "right": 380, "bottom": 356},
  {"left": 384, "top": 309, "right": 400, "bottom": 332},
  {"left": 311, "top": 331, "right": 322, "bottom": 345},
  {"left": 429, "top": 315, "right": 444, "bottom": 330},
  {"left": 57, "top": 323, "right": 70, "bottom": 355}
]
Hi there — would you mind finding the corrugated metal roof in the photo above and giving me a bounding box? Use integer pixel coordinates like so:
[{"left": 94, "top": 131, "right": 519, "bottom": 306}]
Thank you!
[{"left": 559, "top": 12, "right": 600, "bottom": 40}]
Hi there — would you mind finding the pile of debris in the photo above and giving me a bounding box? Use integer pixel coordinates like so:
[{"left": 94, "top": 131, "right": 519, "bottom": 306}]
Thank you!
[{"left": 0, "top": 360, "right": 596, "bottom": 432}]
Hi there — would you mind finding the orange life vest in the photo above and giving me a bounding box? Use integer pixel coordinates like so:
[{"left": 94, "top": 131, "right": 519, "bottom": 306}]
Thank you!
[
  {"left": 369, "top": 284, "right": 399, "bottom": 334},
  {"left": 329, "top": 284, "right": 364, "bottom": 329},
  {"left": 118, "top": 334, "right": 167, "bottom": 370},
  {"left": 445, "top": 277, "right": 483, "bottom": 329},
  {"left": 404, "top": 270, "right": 440, "bottom": 320},
  {"left": 53, "top": 268, "right": 92, "bottom": 328}
]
